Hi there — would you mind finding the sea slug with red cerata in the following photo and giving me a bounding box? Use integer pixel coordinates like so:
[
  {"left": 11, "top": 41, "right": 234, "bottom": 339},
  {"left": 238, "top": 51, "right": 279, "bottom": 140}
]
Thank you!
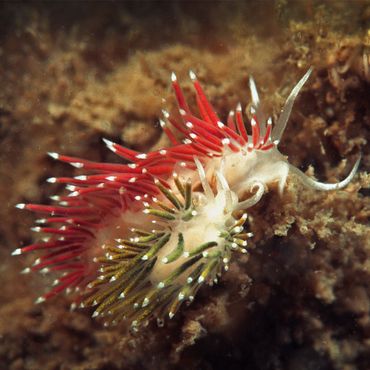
[{"left": 14, "top": 68, "right": 361, "bottom": 329}]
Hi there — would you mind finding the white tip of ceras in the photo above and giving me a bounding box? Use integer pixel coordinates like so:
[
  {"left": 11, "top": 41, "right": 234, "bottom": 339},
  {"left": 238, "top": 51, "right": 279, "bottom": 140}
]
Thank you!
[
  {"left": 49, "top": 195, "right": 60, "bottom": 201},
  {"left": 102, "top": 138, "right": 117, "bottom": 152},
  {"left": 47, "top": 152, "right": 59, "bottom": 160},
  {"left": 65, "top": 185, "right": 76, "bottom": 192},
  {"left": 15, "top": 203, "right": 26, "bottom": 209},
  {"left": 189, "top": 70, "right": 197, "bottom": 81},
  {"left": 162, "top": 109, "right": 170, "bottom": 119},
  {"left": 236, "top": 102, "right": 242, "bottom": 111},
  {"left": 21, "top": 267, "right": 31, "bottom": 274},
  {"left": 11, "top": 248, "right": 22, "bottom": 256},
  {"left": 46, "top": 177, "right": 57, "bottom": 183},
  {"left": 142, "top": 297, "right": 150, "bottom": 307},
  {"left": 35, "top": 218, "right": 47, "bottom": 224},
  {"left": 35, "top": 296, "right": 46, "bottom": 304},
  {"left": 233, "top": 226, "right": 243, "bottom": 233},
  {"left": 171, "top": 72, "right": 177, "bottom": 82},
  {"left": 70, "top": 162, "right": 84, "bottom": 168},
  {"left": 74, "top": 175, "right": 87, "bottom": 180}
]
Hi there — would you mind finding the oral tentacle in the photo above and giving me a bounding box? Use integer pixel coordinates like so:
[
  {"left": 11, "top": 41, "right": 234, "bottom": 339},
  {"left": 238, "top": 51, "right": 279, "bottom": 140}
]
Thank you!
[
  {"left": 288, "top": 155, "right": 361, "bottom": 191},
  {"left": 249, "top": 76, "right": 267, "bottom": 137},
  {"left": 272, "top": 67, "right": 313, "bottom": 142}
]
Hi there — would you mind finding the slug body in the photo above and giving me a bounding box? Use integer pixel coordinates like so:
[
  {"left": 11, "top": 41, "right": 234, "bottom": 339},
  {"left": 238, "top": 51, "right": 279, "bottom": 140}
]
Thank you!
[{"left": 15, "top": 68, "right": 360, "bottom": 328}]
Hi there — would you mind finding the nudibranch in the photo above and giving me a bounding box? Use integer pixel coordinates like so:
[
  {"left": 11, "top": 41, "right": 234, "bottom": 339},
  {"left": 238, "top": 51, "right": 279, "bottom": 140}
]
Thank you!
[{"left": 14, "top": 68, "right": 360, "bottom": 328}]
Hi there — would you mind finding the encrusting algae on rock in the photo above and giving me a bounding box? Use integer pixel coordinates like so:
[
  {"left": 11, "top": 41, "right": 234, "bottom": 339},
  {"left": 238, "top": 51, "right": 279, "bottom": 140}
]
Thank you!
[{"left": 14, "top": 67, "right": 361, "bottom": 329}]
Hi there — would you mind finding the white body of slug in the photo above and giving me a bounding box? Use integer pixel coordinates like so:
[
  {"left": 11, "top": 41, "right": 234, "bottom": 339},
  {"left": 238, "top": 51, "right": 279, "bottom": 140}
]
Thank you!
[
  {"left": 202, "top": 145, "right": 290, "bottom": 196},
  {"left": 149, "top": 180, "right": 240, "bottom": 285}
]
